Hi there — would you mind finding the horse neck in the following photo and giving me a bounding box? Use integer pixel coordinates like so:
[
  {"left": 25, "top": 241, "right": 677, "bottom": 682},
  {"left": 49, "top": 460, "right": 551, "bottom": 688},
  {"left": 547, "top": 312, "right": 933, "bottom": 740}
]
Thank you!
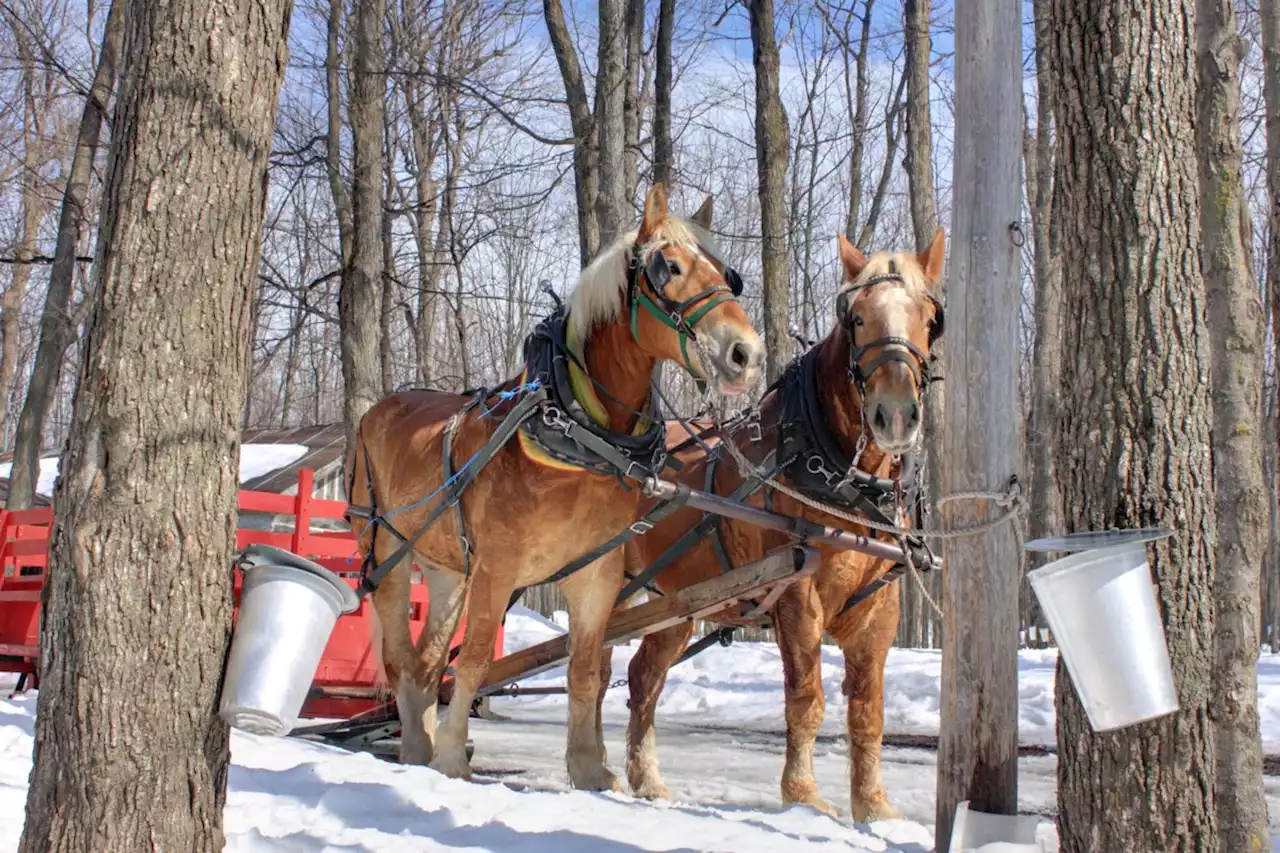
[
  {"left": 580, "top": 317, "right": 659, "bottom": 433},
  {"left": 814, "top": 325, "right": 892, "bottom": 476}
]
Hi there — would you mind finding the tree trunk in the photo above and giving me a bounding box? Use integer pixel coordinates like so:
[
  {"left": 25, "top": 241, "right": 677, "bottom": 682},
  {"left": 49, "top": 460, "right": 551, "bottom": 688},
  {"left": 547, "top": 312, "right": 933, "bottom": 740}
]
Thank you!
[
  {"left": 340, "top": 0, "right": 386, "bottom": 451},
  {"left": 543, "top": 0, "right": 599, "bottom": 265},
  {"left": 652, "top": 0, "right": 674, "bottom": 186},
  {"left": 903, "top": 0, "right": 937, "bottom": 251},
  {"left": 1261, "top": 0, "right": 1280, "bottom": 657},
  {"left": 8, "top": 0, "right": 123, "bottom": 511},
  {"left": 933, "top": 0, "right": 1023, "bottom": 846},
  {"left": 326, "top": 0, "right": 353, "bottom": 267},
  {"left": 595, "top": 0, "right": 627, "bottom": 249},
  {"left": 0, "top": 25, "right": 47, "bottom": 435},
  {"left": 1050, "top": 0, "right": 1218, "bottom": 849},
  {"left": 380, "top": 137, "right": 396, "bottom": 394},
  {"left": 843, "top": 0, "right": 874, "bottom": 239},
  {"left": 16, "top": 0, "right": 288, "bottom": 844},
  {"left": 1023, "top": 0, "right": 1060, "bottom": 640},
  {"left": 1196, "top": 0, "right": 1270, "bottom": 847},
  {"left": 748, "top": 0, "right": 791, "bottom": 384},
  {"left": 403, "top": 56, "right": 441, "bottom": 386},
  {"left": 622, "top": 0, "right": 644, "bottom": 203}
]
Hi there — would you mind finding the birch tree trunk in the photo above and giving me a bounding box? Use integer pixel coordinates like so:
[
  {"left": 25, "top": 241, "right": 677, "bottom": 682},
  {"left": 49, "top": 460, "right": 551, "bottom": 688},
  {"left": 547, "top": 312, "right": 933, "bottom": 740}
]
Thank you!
[
  {"left": 748, "top": 0, "right": 791, "bottom": 383},
  {"left": 16, "top": 0, "right": 289, "bottom": 844},
  {"left": 8, "top": 0, "right": 123, "bottom": 511},
  {"left": 1196, "top": 0, "right": 1270, "bottom": 846},
  {"left": 340, "top": 0, "right": 386, "bottom": 449},
  {"left": 1050, "top": 0, "right": 1218, "bottom": 848}
]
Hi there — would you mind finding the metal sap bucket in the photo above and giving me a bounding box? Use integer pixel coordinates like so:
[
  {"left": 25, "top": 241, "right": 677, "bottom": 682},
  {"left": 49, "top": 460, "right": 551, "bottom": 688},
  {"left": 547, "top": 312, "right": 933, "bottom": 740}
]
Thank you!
[
  {"left": 1026, "top": 535, "right": 1178, "bottom": 731},
  {"left": 948, "top": 801, "right": 1043, "bottom": 853},
  {"left": 219, "top": 543, "right": 359, "bottom": 736}
]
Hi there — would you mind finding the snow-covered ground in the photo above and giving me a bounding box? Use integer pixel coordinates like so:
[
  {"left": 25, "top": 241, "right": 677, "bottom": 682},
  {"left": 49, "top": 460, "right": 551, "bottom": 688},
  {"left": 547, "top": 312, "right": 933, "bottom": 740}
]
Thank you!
[{"left": 5, "top": 605, "right": 1280, "bottom": 851}]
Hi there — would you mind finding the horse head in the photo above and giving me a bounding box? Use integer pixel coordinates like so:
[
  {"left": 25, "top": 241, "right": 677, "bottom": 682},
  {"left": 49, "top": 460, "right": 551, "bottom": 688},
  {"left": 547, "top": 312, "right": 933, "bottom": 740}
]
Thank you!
[{"left": 833, "top": 228, "right": 946, "bottom": 456}]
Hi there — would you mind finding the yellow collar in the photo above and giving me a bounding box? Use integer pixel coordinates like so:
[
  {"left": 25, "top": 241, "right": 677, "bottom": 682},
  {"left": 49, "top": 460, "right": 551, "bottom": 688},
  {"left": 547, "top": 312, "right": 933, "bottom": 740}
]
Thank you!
[{"left": 564, "top": 313, "right": 652, "bottom": 435}]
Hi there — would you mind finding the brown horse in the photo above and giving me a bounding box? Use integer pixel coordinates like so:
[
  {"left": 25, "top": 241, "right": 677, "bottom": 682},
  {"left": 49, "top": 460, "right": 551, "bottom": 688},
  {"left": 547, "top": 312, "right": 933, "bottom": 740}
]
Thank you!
[
  {"left": 344, "top": 182, "right": 765, "bottom": 791},
  {"left": 616, "top": 230, "right": 945, "bottom": 820}
]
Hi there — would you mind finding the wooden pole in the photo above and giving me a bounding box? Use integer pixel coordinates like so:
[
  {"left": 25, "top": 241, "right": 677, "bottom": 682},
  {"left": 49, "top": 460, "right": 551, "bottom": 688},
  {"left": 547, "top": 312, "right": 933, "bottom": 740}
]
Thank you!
[{"left": 934, "top": 0, "right": 1023, "bottom": 848}]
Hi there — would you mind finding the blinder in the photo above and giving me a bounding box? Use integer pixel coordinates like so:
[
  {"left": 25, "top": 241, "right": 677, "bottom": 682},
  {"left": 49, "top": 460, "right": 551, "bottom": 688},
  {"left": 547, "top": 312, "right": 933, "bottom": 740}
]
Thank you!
[{"left": 627, "top": 242, "right": 744, "bottom": 380}]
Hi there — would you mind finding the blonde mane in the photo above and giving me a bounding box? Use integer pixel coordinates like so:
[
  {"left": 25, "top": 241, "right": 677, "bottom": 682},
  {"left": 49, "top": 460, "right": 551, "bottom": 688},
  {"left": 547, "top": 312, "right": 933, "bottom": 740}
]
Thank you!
[
  {"left": 567, "top": 216, "right": 703, "bottom": 347},
  {"left": 839, "top": 250, "right": 933, "bottom": 301}
]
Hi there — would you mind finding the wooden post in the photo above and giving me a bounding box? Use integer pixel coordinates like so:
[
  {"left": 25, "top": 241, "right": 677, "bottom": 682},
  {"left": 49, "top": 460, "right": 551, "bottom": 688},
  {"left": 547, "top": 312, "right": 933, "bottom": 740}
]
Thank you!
[
  {"left": 293, "top": 468, "right": 315, "bottom": 555},
  {"left": 934, "top": 0, "right": 1023, "bottom": 848}
]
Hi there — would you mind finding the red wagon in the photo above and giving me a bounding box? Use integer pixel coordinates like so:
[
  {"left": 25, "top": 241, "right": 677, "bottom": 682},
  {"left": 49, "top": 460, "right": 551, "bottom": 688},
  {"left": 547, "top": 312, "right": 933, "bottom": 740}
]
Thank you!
[{"left": 0, "top": 467, "right": 504, "bottom": 730}]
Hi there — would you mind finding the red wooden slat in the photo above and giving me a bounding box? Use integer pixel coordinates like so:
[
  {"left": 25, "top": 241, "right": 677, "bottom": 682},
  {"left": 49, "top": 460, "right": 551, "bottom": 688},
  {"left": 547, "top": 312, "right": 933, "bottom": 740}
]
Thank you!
[{"left": 0, "top": 467, "right": 508, "bottom": 714}]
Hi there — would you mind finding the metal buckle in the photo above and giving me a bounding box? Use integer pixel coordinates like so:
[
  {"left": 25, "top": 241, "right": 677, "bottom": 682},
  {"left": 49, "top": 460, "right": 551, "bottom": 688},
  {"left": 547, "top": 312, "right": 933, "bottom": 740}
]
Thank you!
[
  {"left": 747, "top": 410, "right": 762, "bottom": 443},
  {"left": 629, "top": 519, "right": 654, "bottom": 535},
  {"left": 805, "top": 454, "right": 840, "bottom": 487}
]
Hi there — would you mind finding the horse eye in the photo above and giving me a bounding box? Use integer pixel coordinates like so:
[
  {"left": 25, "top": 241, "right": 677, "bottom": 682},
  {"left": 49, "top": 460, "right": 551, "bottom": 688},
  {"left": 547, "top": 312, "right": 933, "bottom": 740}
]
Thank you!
[
  {"left": 666, "top": 258, "right": 682, "bottom": 276},
  {"left": 853, "top": 315, "right": 864, "bottom": 326}
]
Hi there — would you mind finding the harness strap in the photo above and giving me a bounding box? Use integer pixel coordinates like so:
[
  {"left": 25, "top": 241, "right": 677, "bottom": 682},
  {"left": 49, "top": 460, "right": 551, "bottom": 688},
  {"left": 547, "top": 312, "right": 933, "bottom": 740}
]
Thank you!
[
  {"left": 357, "top": 385, "right": 548, "bottom": 597},
  {"left": 442, "top": 394, "right": 483, "bottom": 577},
  {"left": 837, "top": 564, "right": 905, "bottom": 615},
  {"left": 614, "top": 448, "right": 778, "bottom": 606},
  {"left": 543, "top": 485, "right": 692, "bottom": 586},
  {"left": 704, "top": 457, "right": 735, "bottom": 576}
]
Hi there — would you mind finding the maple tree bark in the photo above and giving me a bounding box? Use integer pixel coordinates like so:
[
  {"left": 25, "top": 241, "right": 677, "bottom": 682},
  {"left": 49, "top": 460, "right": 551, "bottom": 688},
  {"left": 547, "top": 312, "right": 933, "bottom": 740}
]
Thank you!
[
  {"left": 16, "top": 0, "right": 290, "bottom": 845},
  {"left": 1050, "top": 0, "right": 1218, "bottom": 848}
]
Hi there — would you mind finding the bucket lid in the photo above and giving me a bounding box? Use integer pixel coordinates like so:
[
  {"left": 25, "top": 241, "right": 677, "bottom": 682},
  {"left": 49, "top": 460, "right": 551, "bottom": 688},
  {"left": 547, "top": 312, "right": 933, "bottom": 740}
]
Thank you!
[
  {"left": 237, "top": 543, "right": 360, "bottom": 614},
  {"left": 1023, "top": 526, "right": 1174, "bottom": 553}
]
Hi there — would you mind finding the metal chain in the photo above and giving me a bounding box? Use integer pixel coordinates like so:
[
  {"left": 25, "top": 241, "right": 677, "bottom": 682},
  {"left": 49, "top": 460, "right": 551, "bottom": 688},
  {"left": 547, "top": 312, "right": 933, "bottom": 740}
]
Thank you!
[{"left": 685, "top": 335, "right": 1024, "bottom": 543}]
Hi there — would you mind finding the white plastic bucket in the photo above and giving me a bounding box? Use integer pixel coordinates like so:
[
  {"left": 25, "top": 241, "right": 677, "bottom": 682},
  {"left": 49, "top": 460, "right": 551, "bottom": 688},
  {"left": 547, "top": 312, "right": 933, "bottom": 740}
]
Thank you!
[
  {"left": 1027, "top": 541, "right": 1178, "bottom": 731},
  {"left": 948, "top": 801, "right": 1043, "bottom": 853},
  {"left": 219, "top": 544, "right": 359, "bottom": 736}
]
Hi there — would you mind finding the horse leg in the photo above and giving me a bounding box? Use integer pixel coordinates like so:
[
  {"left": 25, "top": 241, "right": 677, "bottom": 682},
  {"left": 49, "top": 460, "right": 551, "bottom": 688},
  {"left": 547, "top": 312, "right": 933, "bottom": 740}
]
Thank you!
[
  {"left": 773, "top": 578, "right": 836, "bottom": 817},
  {"left": 839, "top": 586, "right": 902, "bottom": 822},
  {"left": 431, "top": 561, "right": 509, "bottom": 781},
  {"left": 369, "top": 563, "right": 430, "bottom": 764},
  {"left": 624, "top": 621, "right": 694, "bottom": 800},
  {"left": 595, "top": 644, "right": 614, "bottom": 766},
  {"left": 396, "top": 561, "right": 467, "bottom": 766},
  {"left": 560, "top": 552, "right": 626, "bottom": 792}
]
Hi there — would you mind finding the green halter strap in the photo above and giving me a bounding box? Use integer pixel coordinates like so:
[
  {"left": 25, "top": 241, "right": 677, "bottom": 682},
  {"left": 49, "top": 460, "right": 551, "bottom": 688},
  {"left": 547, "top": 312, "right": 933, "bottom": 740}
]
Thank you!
[{"left": 627, "top": 249, "right": 738, "bottom": 378}]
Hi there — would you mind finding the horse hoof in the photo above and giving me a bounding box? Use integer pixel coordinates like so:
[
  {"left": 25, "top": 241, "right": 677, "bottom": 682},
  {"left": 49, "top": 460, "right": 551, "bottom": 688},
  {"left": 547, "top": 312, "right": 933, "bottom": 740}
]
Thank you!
[
  {"left": 398, "top": 744, "right": 432, "bottom": 766},
  {"left": 571, "top": 766, "right": 622, "bottom": 793},
  {"left": 629, "top": 776, "right": 673, "bottom": 801},
  {"left": 851, "top": 799, "right": 902, "bottom": 823},
  {"left": 784, "top": 790, "right": 837, "bottom": 818},
  {"left": 429, "top": 749, "right": 473, "bottom": 781}
]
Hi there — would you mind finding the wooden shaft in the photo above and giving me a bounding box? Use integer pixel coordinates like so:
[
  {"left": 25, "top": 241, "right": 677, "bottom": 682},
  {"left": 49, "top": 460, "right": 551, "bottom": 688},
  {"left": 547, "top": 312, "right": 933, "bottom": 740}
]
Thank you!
[{"left": 642, "top": 476, "right": 941, "bottom": 569}]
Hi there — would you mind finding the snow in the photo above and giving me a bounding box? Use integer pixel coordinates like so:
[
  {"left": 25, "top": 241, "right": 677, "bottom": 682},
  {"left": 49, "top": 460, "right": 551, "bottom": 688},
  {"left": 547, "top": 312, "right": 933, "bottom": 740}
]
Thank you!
[
  {"left": 238, "top": 443, "right": 310, "bottom": 483},
  {"left": 0, "top": 443, "right": 310, "bottom": 496},
  {"left": 4, "top": 607, "right": 1280, "bottom": 851}
]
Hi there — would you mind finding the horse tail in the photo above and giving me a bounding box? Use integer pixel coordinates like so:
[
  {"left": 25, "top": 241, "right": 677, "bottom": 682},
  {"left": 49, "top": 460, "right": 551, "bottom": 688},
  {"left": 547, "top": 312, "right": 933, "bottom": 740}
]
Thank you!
[{"left": 343, "top": 418, "right": 377, "bottom": 556}]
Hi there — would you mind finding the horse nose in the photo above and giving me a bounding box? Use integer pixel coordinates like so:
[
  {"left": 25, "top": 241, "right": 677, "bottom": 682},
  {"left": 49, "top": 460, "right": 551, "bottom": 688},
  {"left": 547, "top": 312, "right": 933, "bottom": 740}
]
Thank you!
[
  {"left": 714, "top": 333, "right": 764, "bottom": 386},
  {"left": 874, "top": 397, "right": 920, "bottom": 439}
]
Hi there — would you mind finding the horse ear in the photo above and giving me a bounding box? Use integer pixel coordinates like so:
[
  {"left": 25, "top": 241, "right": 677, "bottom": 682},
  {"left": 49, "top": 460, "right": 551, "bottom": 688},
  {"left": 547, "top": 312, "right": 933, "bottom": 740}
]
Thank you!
[
  {"left": 837, "top": 232, "right": 868, "bottom": 281},
  {"left": 639, "top": 182, "right": 669, "bottom": 241},
  {"left": 918, "top": 228, "right": 946, "bottom": 284},
  {"left": 691, "top": 195, "right": 714, "bottom": 229}
]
